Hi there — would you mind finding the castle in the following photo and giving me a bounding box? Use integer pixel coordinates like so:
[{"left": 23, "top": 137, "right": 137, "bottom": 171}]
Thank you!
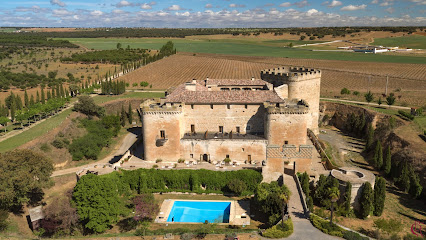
[{"left": 139, "top": 67, "right": 321, "bottom": 179}]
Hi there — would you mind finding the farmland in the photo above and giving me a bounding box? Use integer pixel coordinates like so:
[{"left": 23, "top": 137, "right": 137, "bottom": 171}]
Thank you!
[
  {"left": 372, "top": 35, "right": 426, "bottom": 49},
  {"left": 63, "top": 37, "right": 426, "bottom": 64},
  {"left": 120, "top": 53, "right": 426, "bottom": 107}
]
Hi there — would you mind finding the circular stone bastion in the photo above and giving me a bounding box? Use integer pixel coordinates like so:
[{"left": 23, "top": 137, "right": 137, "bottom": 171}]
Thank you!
[{"left": 330, "top": 167, "right": 375, "bottom": 210}]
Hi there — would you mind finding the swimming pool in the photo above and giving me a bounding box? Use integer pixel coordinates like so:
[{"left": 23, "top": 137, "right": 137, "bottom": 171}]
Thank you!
[{"left": 166, "top": 201, "right": 231, "bottom": 223}]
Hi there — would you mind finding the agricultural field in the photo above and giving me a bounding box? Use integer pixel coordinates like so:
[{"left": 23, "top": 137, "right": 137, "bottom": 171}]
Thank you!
[
  {"left": 119, "top": 52, "right": 426, "bottom": 107},
  {"left": 63, "top": 36, "right": 426, "bottom": 64},
  {"left": 372, "top": 35, "right": 426, "bottom": 49}
]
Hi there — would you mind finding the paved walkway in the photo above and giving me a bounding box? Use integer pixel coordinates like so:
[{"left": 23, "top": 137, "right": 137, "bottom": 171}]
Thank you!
[
  {"left": 321, "top": 98, "right": 411, "bottom": 110},
  {"left": 260, "top": 173, "right": 339, "bottom": 240}
]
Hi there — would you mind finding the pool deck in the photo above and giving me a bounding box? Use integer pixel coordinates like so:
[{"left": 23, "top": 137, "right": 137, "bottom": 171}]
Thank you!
[{"left": 155, "top": 199, "right": 250, "bottom": 226}]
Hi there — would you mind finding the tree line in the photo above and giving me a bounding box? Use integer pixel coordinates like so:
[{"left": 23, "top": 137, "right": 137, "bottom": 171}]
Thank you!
[
  {"left": 61, "top": 48, "right": 147, "bottom": 64},
  {"left": 0, "top": 33, "right": 77, "bottom": 48},
  {"left": 0, "top": 70, "right": 67, "bottom": 91}
]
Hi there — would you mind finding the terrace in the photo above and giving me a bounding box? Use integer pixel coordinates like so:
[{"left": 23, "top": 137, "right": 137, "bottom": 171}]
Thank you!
[{"left": 181, "top": 131, "right": 266, "bottom": 141}]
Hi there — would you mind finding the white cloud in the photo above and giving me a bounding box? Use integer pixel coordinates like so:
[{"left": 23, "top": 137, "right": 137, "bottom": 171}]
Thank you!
[
  {"left": 409, "top": 0, "right": 426, "bottom": 4},
  {"left": 52, "top": 9, "right": 70, "bottom": 16},
  {"left": 50, "top": 0, "right": 66, "bottom": 7},
  {"left": 141, "top": 3, "right": 152, "bottom": 9},
  {"left": 279, "top": 2, "right": 292, "bottom": 7},
  {"left": 205, "top": 4, "right": 213, "bottom": 8},
  {"left": 294, "top": 0, "right": 309, "bottom": 8},
  {"left": 341, "top": 4, "right": 367, "bottom": 11},
  {"left": 327, "top": 0, "right": 342, "bottom": 7},
  {"left": 380, "top": 1, "right": 392, "bottom": 6},
  {"left": 371, "top": 0, "right": 379, "bottom": 3},
  {"left": 116, "top": 0, "right": 131, "bottom": 7},
  {"left": 229, "top": 3, "right": 246, "bottom": 8},
  {"left": 91, "top": 10, "right": 103, "bottom": 16},
  {"left": 306, "top": 8, "right": 318, "bottom": 15},
  {"left": 385, "top": 7, "right": 395, "bottom": 13},
  {"left": 166, "top": 5, "right": 183, "bottom": 11},
  {"left": 112, "top": 9, "right": 125, "bottom": 14}
]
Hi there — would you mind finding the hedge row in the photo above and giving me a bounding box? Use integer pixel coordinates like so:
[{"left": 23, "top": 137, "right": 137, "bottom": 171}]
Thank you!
[
  {"left": 398, "top": 110, "right": 414, "bottom": 121},
  {"left": 262, "top": 218, "right": 294, "bottom": 238},
  {"left": 309, "top": 214, "right": 368, "bottom": 240},
  {"left": 117, "top": 168, "right": 263, "bottom": 195}
]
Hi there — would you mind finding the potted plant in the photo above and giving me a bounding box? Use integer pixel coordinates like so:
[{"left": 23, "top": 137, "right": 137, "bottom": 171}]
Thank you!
[{"left": 224, "top": 157, "right": 231, "bottom": 166}]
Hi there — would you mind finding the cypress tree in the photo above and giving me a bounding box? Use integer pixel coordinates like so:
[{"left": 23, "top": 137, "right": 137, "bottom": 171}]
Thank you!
[
  {"left": 29, "top": 95, "right": 35, "bottom": 106},
  {"left": 409, "top": 171, "right": 423, "bottom": 199},
  {"left": 365, "top": 123, "right": 374, "bottom": 150},
  {"left": 373, "top": 177, "right": 386, "bottom": 216},
  {"left": 56, "top": 85, "right": 61, "bottom": 98},
  {"left": 51, "top": 88, "right": 55, "bottom": 99},
  {"left": 41, "top": 88, "right": 45, "bottom": 103},
  {"left": 384, "top": 146, "right": 391, "bottom": 175},
  {"left": 359, "top": 182, "right": 373, "bottom": 219},
  {"left": 120, "top": 105, "right": 127, "bottom": 127},
  {"left": 128, "top": 102, "right": 133, "bottom": 124},
  {"left": 372, "top": 140, "right": 383, "bottom": 169},
  {"left": 398, "top": 162, "right": 411, "bottom": 192},
  {"left": 36, "top": 91, "right": 40, "bottom": 103},
  {"left": 344, "top": 181, "right": 352, "bottom": 216},
  {"left": 47, "top": 90, "right": 51, "bottom": 100},
  {"left": 60, "top": 84, "right": 65, "bottom": 98},
  {"left": 15, "top": 95, "right": 23, "bottom": 110},
  {"left": 24, "top": 90, "right": 29, "bottom": 107},
  {"left": 10, "top": 101, "right": 16, "bottom": 122}
]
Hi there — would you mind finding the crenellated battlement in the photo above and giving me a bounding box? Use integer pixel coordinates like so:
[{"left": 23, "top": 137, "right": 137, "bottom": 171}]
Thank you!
[
  {"left": 261, "top": 67, "right": 321, "bottom": 82},
  {"left": 140, "top": 99, "right": 183, "bottom": 115},
  {"left": 264, "top": 100, "right": 309, "bottom": 114}
]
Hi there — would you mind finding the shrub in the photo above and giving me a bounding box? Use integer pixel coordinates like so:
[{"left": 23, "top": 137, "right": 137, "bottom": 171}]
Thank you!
[
  {"left": 227, "top": 179, "right": 247, "bottom": 196},
  {"left": 51, "top": 139, "right": 65, "bottom": 149},
  {"left": 309, "top": 214, "right": 345, "bottom": 237},
  {"left": 359, "top": 182, "right": 373, "bottom": 219},
  {"left": 263, "top": 218, "right": 293, "bottom": 238},
  {"left": 152, "top": 165, "right": 158, "bottom": 168},
  {"left": 178, "top": 158, "right": 185, "bottom": 163},
  {"left": 352, "top": 91, "right": 360, "bottom": 96},
  {"left": 180, "top": 233, "right": 194, "bottom": 240},
  {"left": 40, "top": 143, "right": 51, "bottom": 152},
  {"left": 373, "top": 177, "right": 386, "bottom": 216},
  {"left": 155, "top": 159, "right": 162, "bottom": 163},
  {"left": 223, "top": 157, "right": 231, "bottom": 164},
  {"left": 341, "top": 88, "right": 351, "bottom": 95},
  {"left": 398, "top": 110, "right": 414, "bottom": 121},
  {"left": 373, "top": 218, "right": 402, "bottom": 235},
  {"left": 343, "top": 231, "right": 369, "bottom": 240}
]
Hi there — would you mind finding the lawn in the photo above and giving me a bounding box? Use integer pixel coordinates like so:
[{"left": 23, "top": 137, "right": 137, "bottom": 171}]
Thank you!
[
  {"left": 62, "top": 38, "right": 426, "bottom": 64},
  {"left": 372, "top": 35, "right": 426, "bottom": 49},
  {"left": 0, "top": 92, "right": 164, "bottom": 153}
]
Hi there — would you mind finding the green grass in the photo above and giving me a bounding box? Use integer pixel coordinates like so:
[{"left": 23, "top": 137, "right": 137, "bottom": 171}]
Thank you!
[
  {"left": 0, "top": 92, "right": 164, "bottom": 153},
  {"left": 320, "top": 99, "right": 399, "bottom": 115},
  {"left": 372, "top": 35, "right": 426, "bottom": 49},
  {"left": 413, "top": 115, "right": 426, "bottom": 131},
  {"left": 0, "top": 108, "right": 73, "bottom": 153},
  {"left": 62, "top": 38, "right": 426, "bottom": 64}
]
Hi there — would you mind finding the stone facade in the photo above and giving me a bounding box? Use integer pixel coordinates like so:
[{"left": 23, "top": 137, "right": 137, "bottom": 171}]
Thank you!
[{"left": 140, "top": 67, "right": 321, "bottom": 180}]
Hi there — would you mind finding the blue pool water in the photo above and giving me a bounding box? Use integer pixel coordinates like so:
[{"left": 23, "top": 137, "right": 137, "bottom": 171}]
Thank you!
[{"left": 167, "top": 201, "right": 231, "bottom": 223}]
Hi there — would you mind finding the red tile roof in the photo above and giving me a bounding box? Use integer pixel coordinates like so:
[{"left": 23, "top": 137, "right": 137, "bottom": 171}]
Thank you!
[{"left": 205, "top": 78, "right": 268, "bottom": 86}]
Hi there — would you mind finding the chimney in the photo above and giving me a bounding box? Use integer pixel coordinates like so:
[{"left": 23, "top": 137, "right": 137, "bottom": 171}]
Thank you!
[{"left": 192, "top": 78, "right": 197, "bottom": 84}]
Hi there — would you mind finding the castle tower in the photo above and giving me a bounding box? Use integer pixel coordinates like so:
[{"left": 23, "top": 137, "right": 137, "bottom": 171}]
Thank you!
[{"left": 261, "top": 67, "right": 321, "bottom": 134}]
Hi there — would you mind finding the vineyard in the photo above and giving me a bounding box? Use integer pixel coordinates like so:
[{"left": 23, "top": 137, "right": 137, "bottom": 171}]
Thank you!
[{"left": 120, "top": 53, "right": 426, "bottom": 107}]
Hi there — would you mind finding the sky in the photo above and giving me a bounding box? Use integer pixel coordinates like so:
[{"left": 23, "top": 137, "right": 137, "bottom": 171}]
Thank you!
[{"left": 0, "top": 0, "right": 425, "bottom": 27}]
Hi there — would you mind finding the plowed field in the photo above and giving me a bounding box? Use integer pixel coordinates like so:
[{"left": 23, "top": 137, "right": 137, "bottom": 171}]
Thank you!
[{"left": 120, "top": 53, "right": 426, "bottom": 106}]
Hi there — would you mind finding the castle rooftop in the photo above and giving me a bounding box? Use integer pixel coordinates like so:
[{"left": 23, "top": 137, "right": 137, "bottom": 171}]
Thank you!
[{"left": 164, "top": 79, "right": 283, "bottom": 104}]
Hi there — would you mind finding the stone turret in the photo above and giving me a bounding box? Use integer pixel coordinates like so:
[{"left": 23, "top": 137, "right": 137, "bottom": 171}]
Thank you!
[{"left": 261, "top": 67, "right": 321, "bottom": 134}]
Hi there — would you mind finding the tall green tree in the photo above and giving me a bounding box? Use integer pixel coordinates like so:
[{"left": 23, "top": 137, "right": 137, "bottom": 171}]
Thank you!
[
  {"left": 384, "top": 146, "right": 391, "bottom": 175},
  {"left": 41, "top": 88, "right": 46, "bottom": 104},
  {"left": 364, "top": 91, "right": 374, "bottom": 104},
  {"left": 15, "top": 95, "right": 23, "bottom": 110},
  {"left": 343, "top": 181, "right": 352, "bottom": 216},
  {"left": 359, "top": 182, "right": 373, "bottom": 219},
  {"left": 24, "top": 90, "right": 29, "bottom": 107},
  {"left": 10, "top": 101, "right": 16, "bottom": 122},
  {"left": 47, "top": 90, "right": 51, "bottom": 100},
  {"left": 29, "top": 94, "right": 35, "bottom": 107},
  {"left": 386, "top": 93, "right": 396, "bottom": 107},
  {"left": 373, "top": 177, "right": 386, "bottom": 216},
  {"left": 365, "top": 123, "right": 374, "bottom": 150},
  {"left": 36, "top": 91, "right": 40, "bottom": 103},
  {"left": 72, "top": 174, "right": 123, "bottom": 233},
  {"left": 373, "top": 140, "right": 383, "bottom": 169},
  {"left": 0, "top": 149, "right": 53, "bottom": 210},
  {"left": 409, "top": 171, "right": 423, "bottom": 199},
  {"left": 328, "top": 187, "right": 340, "bottom": 224},
  {"left": 0, "top": 116, "right": 10, "bottom": 132},
  {"left": 120, "top": 105, "right": 127, "bottom": 127},
  {"left": 128, "top": 102, "right": 133, "bottom": 124}
]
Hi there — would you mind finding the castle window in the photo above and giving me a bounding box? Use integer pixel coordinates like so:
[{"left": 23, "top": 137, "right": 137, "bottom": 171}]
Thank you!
[
  {"left": 219, "top": 126, "right": 223, "bottom": 133},
  {"left": 231, "top": 88, "right": 240, "bottom": 91},
  {"left": 245, "top": 104, "right": 248, "bottom": 109},
  {"left": 227, "top": 104, "right": 230, "bottom": 109},
  {"left": 210, "top": 104, "right": 213, "bottom": 109},
  {"left": 242, "top": 148, "right": 245, "bottom": 152},
  {"left": 160, "top": 130, "right": 166, "bottom": 139},
  {"left": 190, "top": 154, "right": 193, "bottom": 158},
  {"left": 236, "top": 126, "right": 240, "bottom": 133},
  {"left": 191, "top": 124, "right": 195, "bottom": 133},
  {"left": 191, "top": 104, "right": 194, "bottom": 109},
  {"left": 285, "top": 141, "right": 289, "bottom": 145},
  {"left": 226, "top": 154, "right": 229, "bottom": 158}
]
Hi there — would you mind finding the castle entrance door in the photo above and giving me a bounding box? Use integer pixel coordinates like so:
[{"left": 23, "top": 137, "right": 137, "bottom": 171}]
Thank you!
[{"left": 202, "top": 154, "right": 209, "bottom": 162}]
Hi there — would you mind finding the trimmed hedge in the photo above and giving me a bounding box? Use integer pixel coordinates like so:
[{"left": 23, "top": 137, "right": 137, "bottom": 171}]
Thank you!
[
  {"left": 343, "top": 231, "right": 369, "bottom": 240},
  {"left": 119, "top": 168, "right": 262, "bottom": 195},
  {"left": 398, "top": 110, "right": 414, "bottom": 121},
  {"left": 309, "top": 214, "right": 345, "bottom": 237},
  {"left": 263, "top": 218, "right": 294, "bottom": 238}
]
